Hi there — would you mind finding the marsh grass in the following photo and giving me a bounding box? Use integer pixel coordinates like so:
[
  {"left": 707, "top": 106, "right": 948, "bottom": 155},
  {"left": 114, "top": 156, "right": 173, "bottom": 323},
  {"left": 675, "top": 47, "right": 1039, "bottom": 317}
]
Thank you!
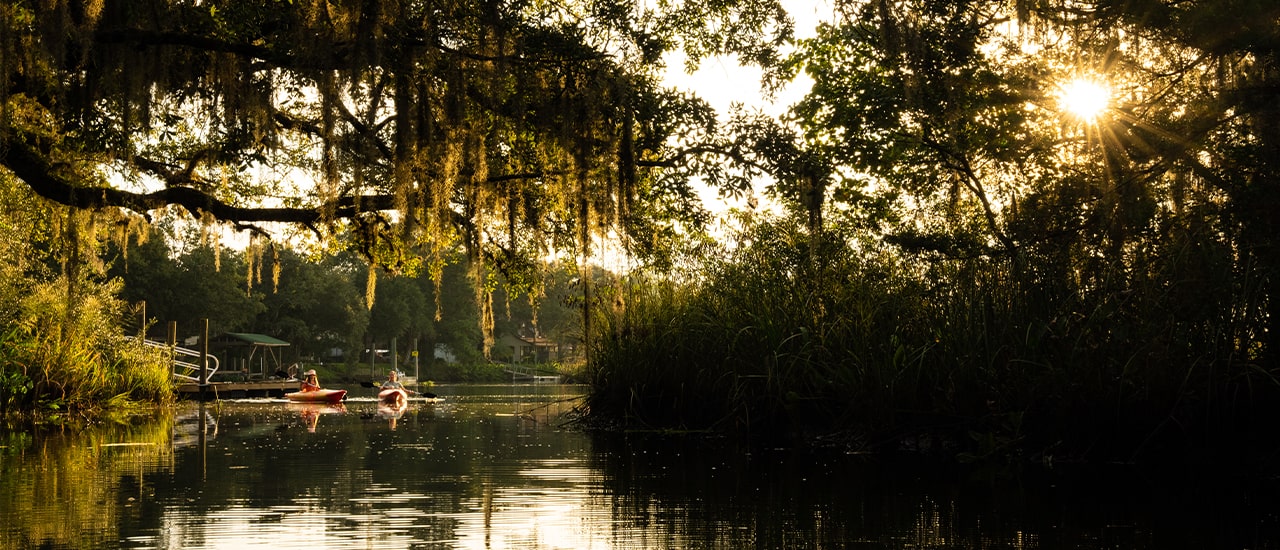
[
  {"left": 587, "top": 217, "right": 1279, "bottom": 461},
  {"left": 0, "top": 276, "right": 174, "bottom": 416}
]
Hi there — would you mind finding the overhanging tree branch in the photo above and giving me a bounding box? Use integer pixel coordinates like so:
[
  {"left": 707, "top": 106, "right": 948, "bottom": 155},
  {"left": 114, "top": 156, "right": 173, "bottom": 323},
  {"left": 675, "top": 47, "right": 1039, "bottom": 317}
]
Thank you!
[
  {"left": 3, "top": 134, "right": 389, "bottom": 224},
  {"left": 93, "top": 28, "right": 318, "bottom": 69}
]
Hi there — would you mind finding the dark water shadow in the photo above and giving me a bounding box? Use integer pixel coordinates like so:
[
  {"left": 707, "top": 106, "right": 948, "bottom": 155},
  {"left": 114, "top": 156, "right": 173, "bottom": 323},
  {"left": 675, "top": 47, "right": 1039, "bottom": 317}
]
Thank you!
[{"left": 3, "top": 386, "right": 1280, "bottom": 549}]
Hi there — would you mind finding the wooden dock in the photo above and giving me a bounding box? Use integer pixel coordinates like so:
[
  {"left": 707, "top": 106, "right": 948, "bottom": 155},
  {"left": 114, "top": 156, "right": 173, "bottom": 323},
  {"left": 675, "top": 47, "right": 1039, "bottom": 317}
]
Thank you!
[
  {"left": 176, "top": 380, "right": 296, "bottom": 400},
  {"left": 504, "top": 364, "right": 563, "bottom": 383}
]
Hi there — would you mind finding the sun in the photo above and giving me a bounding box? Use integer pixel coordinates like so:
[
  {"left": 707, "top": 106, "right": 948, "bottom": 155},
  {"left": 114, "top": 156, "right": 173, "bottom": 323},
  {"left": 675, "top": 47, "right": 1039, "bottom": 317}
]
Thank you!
[{"left": 1057, "top": 78, "right": 1111, "bottom": 122}]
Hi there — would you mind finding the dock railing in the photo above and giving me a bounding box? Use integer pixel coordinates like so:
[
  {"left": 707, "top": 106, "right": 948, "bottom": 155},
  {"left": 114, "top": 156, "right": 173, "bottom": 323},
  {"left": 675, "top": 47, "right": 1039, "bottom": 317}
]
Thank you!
[{"left": 130, "top": 337, "right": 220, "bottom": 383}]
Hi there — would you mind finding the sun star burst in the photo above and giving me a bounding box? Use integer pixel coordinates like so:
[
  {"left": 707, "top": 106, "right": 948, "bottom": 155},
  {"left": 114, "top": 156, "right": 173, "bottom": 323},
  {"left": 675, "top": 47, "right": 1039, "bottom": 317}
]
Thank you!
[{"left": 1058, "top": 78, "right": 1111, "bottom": 122}]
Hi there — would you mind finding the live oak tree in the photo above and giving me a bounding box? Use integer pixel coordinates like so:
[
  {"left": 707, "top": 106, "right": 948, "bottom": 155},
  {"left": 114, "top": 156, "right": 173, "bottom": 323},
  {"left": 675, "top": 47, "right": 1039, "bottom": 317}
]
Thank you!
[
  {"left": 0, "top": 0, "right": 791, "bottom": 352},
  {"left": 778, "top": 0, "right": 1279, "bottom": 367},
  {"left": 575, "top": 0, "right": 1278, "bottom": 450}
]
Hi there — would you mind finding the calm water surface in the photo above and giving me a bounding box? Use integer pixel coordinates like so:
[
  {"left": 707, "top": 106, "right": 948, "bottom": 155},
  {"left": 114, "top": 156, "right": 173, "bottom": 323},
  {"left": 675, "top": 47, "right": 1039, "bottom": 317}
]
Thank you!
[{"left": 3, "top": 383, "right": 1280, "bottom": 549}]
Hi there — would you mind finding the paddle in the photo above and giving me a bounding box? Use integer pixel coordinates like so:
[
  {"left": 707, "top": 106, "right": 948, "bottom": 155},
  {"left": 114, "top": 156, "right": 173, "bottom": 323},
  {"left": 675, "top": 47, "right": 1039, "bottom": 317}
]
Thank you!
[{"left": 360, "top": 381, "right": 437, "bottom": 399}]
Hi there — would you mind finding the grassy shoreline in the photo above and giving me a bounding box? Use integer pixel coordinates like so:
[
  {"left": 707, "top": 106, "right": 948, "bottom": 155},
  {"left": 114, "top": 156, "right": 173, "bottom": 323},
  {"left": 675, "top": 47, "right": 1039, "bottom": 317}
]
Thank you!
[{"left": 583, "top": 221, "right": 1279, "bottom": 465}]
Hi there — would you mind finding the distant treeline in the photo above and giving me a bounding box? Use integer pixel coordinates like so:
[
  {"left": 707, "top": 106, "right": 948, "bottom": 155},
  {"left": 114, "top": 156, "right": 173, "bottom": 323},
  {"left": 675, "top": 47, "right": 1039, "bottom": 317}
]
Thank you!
[
  {"left": 105, "top": 224, "right": 587, "bottom": 377},
  {"left": 0, "top": 177, "right": 584, "bottom": 414}
]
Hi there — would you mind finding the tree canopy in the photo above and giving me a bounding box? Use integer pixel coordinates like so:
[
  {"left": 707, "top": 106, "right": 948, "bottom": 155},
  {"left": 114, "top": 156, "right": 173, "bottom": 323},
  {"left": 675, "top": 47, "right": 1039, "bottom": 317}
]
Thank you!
[
  {"left": 581, "top": 0, "right": 1279, "bottom": 456},
  {"left": 1, "top": 0, "right": 791, "bottom": 277},
  {"left": 766, "top": 0, "right": 1280, "bottom": 365},
  {"left": 4, "top": 0, "right": 1277, "bottom": 370}
]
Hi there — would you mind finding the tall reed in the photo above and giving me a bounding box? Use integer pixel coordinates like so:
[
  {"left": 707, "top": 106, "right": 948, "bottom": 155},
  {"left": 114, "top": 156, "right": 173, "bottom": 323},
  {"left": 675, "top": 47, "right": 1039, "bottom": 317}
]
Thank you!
[
  {"left": 587, "top": 214, "right": 1278, "bottom": 460},
  {"left": 587, "top": 218, "right": 937, "bottom": 434},
  {"left": 0, "top": 276, "right": 173, "bottom": 415}
]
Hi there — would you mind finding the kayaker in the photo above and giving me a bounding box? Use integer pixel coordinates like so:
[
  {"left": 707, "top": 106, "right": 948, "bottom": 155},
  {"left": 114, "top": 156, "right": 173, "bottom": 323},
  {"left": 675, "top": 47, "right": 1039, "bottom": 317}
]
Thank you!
[
  {"left": 380, "top": 370, "right": 403, "bottom": 390},
  {"left": 300, "top": 369, "right": 321, "bottom": 392}
]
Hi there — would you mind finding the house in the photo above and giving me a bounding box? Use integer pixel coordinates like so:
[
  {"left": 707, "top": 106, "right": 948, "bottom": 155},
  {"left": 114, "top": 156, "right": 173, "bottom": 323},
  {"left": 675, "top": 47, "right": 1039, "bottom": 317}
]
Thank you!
[
  {"left": 496, "top": 333, "right": 559, "bottom": 363},
  {"left": 434, "top": 343, "right": 458, "bottom": 364}
]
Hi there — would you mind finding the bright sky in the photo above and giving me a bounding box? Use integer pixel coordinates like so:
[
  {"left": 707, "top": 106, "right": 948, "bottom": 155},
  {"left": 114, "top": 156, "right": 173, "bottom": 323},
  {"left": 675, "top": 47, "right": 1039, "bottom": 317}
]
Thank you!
[
  {"left": 660, "top": 0, "right": 830, "bottom": 216},
  {"left": 662, "top": 0, "right": 827, "bottom": 113}
]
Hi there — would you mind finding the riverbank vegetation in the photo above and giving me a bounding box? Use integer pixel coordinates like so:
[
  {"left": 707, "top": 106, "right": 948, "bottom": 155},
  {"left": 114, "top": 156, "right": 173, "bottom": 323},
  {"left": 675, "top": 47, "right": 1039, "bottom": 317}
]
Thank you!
[
  {"left": 0, "top": 174, "right": 173, "bottom": 418},
  {"left": 588, "top": 212, "right": 1278, "bottom": 462},
  {"left": 586, "top": 0, "right": 1280, "bottom": 462}
]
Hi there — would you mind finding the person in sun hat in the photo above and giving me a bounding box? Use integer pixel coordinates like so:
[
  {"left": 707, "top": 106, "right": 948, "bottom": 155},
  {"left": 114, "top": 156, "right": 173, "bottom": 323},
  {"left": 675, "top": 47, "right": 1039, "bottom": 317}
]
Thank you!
[{"left": 300, "top": 369, "right": 321, "bottom": 392}]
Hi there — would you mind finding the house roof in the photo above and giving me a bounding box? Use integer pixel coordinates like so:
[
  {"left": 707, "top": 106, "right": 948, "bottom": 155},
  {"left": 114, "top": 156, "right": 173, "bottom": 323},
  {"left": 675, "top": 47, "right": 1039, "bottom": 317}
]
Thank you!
[{"left": 223, "top": 332, "right": 290, "bottom": 346}]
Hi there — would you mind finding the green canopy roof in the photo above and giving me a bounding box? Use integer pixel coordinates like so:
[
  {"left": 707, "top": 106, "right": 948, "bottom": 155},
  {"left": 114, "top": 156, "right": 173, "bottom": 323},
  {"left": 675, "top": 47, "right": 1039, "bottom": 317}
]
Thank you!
[{"left": 223, "top": 332, "right": 290, "bottom": 346}]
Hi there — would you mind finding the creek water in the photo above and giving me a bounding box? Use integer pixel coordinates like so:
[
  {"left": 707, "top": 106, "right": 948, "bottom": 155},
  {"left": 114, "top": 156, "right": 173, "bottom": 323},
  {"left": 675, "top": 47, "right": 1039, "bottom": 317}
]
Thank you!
[{"left": 2, "top": 383, "right": 1279, "bottom": 549}]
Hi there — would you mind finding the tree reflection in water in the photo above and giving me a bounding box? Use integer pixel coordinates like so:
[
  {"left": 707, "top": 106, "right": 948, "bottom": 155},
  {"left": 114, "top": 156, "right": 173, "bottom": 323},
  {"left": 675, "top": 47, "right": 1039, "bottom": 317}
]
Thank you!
[
  {"left": 2, "top": 387, "right": 1279, "bottom": 549},
  {"left": 0, "top": 412, "right": 176, "bottom": 549}
]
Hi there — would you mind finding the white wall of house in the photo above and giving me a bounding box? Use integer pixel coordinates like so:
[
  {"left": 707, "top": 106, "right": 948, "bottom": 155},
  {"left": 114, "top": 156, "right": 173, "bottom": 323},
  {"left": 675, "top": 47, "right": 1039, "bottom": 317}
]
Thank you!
[{"left": 434, "top": 343, "right": 458, "bottom": 364}]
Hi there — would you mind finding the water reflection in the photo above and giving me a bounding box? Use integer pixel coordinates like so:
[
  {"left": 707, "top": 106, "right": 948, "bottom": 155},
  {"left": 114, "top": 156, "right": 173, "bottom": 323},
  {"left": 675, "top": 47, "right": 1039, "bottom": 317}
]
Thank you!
[
  {"left": 2, "top": 384, "right": 1279, "bottom": 549},
  {"left": 0, "top": 412, "right": 175, "bottom": 549},
  {"left": 288, "top": 403, "right": 347, "bottom": 433},
  {"left": 377, "top": 401, "right": 407, "bottom": 431}
]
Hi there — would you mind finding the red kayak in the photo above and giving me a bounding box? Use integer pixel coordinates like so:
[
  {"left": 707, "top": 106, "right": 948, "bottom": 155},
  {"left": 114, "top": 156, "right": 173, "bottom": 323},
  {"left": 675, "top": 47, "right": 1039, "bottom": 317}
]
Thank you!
[
  {"left": 285, "top": 388, "right": 347, "bottom": 404},
  {"left": 378, "top": 387, "right": 408, "bottom": 406}
]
